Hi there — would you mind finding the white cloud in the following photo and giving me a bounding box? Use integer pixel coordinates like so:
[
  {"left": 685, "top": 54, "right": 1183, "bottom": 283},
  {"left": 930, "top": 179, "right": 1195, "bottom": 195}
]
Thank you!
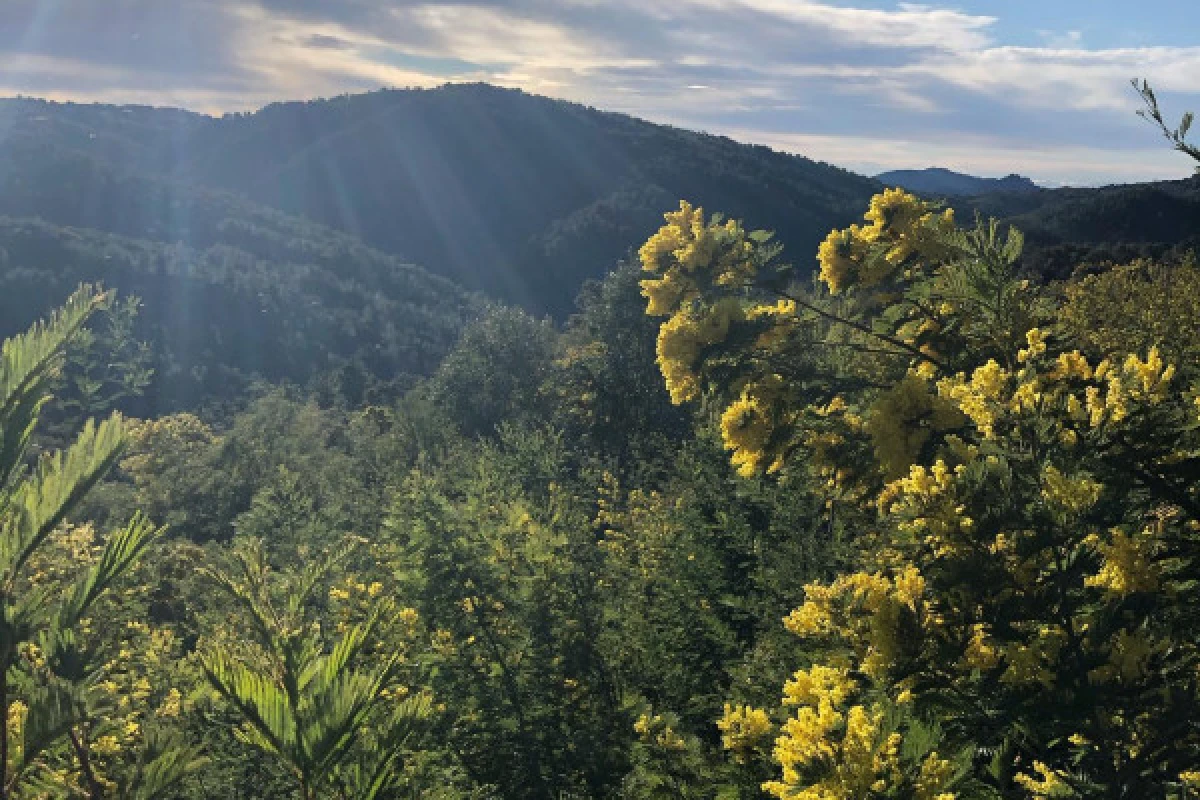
[
  {"left": 917, "top": 45, "right": 1200, "bottom": 112},
  {"left": 1037, "top": 29, "right": 1084, "bottom": 50},
  {"left": 395, "top": 4, "right": 656, "bottom": 72},
  {"left": 225, "top": 6, "right": 453, "bottom": 100},
  {"left": 708, "top": 0, "right": 997, "bottom": 51}
]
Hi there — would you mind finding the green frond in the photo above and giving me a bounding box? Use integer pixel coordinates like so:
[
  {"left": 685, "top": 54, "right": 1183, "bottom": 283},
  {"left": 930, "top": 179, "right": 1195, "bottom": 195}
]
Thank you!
[
  {"left": 376, "top": 692, "right": 433, "bottom": 747},
  {"left": 34, "top": 626, "right": 96, "bottom": 684},
  {"left": 298, "top": 667, "right": 393, "bottom": 776},
  {"left": 0, "top": 286, "right": 109, "bottom": 499},
  {"left": 6, "top": 581, "right": 53, "bottom": 643},
  {"left": 6, "top": 683, "right": 76, "bottom": 787},
  {"left": 197, "top": 540, "right": 282, "bottom": 656},
  {"left": 125, "top": 729, "right": 209, "bottom": 800},
  {"left": 332, "top": 747, "right": 405, "bottom": 800},
  {"left": 58, "top": 512, "right": 163, "bottom": 628},
  {"left": 1, "top": 412, "right": 127, "bottom": 585},
  {"left": 0, "top": 388, "right": 48, "bottom": 506},
  {"left": 200, "top": 537, "right": 423, "bottom": 797},
  {"left": 338, "top": 756, "right": 403, "bottom": 800},
  {"left": 200, "top": 649, "right": 299, "bottom": 762},
  {"left": 0, "top": 285, "right": 108, "bottom": 434},
  {"left": 297, "top": 606, "right": 382, "bottom": 697}
]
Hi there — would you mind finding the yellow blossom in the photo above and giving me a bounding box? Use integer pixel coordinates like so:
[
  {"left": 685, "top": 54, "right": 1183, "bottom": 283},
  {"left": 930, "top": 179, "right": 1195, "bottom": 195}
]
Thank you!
[
  {"left": 1122, "top": 346, "right": 1174, "bottom": 401},
  {"left": 1050, "top": 351, "right": 1092, "bottom": 381},
  {"left": 1040, "top": 465, "right": 1103, "bottom": 516},
  {"left": 92, "top": 735, "right": 122, "bottom": 757},
  {"left": 782, "top": 665, "right": 856, "bottom": 708},
  {"left": 1018, "top": 327, "right": 1048, "bottom": 362},
  {"left": 718, "top": 704, "right": 774, "bottom": 761},
  {"left": 1085, "top": 528, "right": 1157, "bottom": 595},
  {"left": 1014, "top": 761, "right": 1071, "bottom": 798},
  {"left": 157, "top": 687, "right": 183, "bottom": 718},
  {"left": 915, "top": 752, "right": 956, "bottom": 800},
  {"left": 818, "top": 227, "right": 859, "bottom": 294},
  {"left": 937, "top": 360, "right": 1008, "bottom": 438},
  {"left": 784, "top": 600, "right": 831, "bottom": 637}
]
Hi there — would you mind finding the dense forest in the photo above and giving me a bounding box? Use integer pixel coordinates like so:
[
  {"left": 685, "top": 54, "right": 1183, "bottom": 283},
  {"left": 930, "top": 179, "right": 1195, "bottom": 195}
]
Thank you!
[{"left": 2, "top": 78, "right": 1200, "bottom": 799}]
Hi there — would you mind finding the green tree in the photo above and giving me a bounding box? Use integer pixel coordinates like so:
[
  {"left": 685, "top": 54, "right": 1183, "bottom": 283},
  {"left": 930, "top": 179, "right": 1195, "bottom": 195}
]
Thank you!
[
  {"left": 639, "top": 187, "right": 1200, "bottom": 797},
  {"left": 47, "top": 294, "right": 154, "bottom": 435},
  {"left": 198, "top": 538, "right": 430, "bottom": 800},
  {"left": 421, "top": 307, "right": 556, "bottom": 439},
  {"left": 544, "top": 264, "right": 690, "bottom": 477},
  {"left": 387, "top": 426, "right": 627, "bottom": 798},
  {"left": 1060, "top": 255, "right": 1200, "bottom": 375},
  {"left": 0, "top": 286, "right": 185, "bottom": 799}
]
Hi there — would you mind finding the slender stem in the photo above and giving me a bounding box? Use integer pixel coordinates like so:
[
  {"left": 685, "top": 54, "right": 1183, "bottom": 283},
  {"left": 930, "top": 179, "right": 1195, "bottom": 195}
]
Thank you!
[
  {"left": 764, "top": 286, "right": 946, "bottom": 369},
  {"left": 68, "top": 726, "right": 104, "bottom": 800}
]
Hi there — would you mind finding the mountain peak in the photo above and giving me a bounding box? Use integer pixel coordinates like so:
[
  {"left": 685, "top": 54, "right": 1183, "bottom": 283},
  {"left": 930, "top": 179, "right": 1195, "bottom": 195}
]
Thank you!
[{"left": 875, "top": 167, "right": 1040, "bottom": 196}]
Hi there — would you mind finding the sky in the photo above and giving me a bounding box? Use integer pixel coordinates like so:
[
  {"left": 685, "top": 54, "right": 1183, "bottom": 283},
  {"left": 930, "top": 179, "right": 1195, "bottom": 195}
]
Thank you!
[{"left": 0, "top": 0, "right": 1197, "bottom": 186}]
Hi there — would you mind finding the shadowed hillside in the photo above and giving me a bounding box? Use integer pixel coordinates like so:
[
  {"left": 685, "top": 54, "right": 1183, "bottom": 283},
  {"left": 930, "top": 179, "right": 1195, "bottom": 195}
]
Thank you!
[
  {"left": 4, "top": 85, "right": 1198, "bottom": 315},
  {"left": 2, "top": 85, "right": 883, "bottom": 314},
  {"left": 0, "top": 127, "right": 481, "bottom": 412}
]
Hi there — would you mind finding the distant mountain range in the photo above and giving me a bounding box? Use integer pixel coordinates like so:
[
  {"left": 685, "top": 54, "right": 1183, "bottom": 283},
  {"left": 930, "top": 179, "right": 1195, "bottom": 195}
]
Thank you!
[
  {"left": 0, "top": 84, "right": 880, "bottom": 315},
  {"left": 876, "top": 167, "right": 1041, "bottom": 196},
  {"left": 0, "top": 83, "right": 1196, "bottom": 410}
]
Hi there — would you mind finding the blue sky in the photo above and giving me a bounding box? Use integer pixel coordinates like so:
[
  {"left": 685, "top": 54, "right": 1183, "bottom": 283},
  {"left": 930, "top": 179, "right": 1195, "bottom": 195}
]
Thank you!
[{"left": 0, "top": 0, "right": 1197, "bottom": 185}]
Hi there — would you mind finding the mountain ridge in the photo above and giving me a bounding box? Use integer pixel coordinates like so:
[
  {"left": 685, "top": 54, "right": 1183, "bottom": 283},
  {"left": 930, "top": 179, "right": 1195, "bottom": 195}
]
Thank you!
[
  {"left": 2, "top": 84, "right": 884, "bottom": 314},
  {"left": 7, "top": 84, "right": 1196, "bottom": 305},
  {"left": 876, "top": 166, "right": 1040, "bottom": 196}
]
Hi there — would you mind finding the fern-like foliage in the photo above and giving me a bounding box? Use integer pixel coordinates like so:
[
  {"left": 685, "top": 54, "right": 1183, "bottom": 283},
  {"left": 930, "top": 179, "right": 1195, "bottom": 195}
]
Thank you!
[
  {"left": 0, "top": 286, "right": 174, "bottom": 800},
  {"left": 199, "top": 538, "right": 430, "bottom": 800}
]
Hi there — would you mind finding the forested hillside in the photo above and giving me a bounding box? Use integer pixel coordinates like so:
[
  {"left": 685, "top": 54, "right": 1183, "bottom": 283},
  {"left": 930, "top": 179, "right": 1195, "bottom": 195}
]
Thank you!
[
  {"left": 0, "top": 130, "right": 481, "bottom": 413},
  {"left": 0, "top": 218, "right": 477, "bottom": 414},
  {"left": 966, "top": 175, "right": 1200, "bottom": 278},
  {"left": 5, "top": 85, "right": 1200, "bottom": 324},
  {"left": 2, "top": 86, "right": 884, "bottom": 314}
]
